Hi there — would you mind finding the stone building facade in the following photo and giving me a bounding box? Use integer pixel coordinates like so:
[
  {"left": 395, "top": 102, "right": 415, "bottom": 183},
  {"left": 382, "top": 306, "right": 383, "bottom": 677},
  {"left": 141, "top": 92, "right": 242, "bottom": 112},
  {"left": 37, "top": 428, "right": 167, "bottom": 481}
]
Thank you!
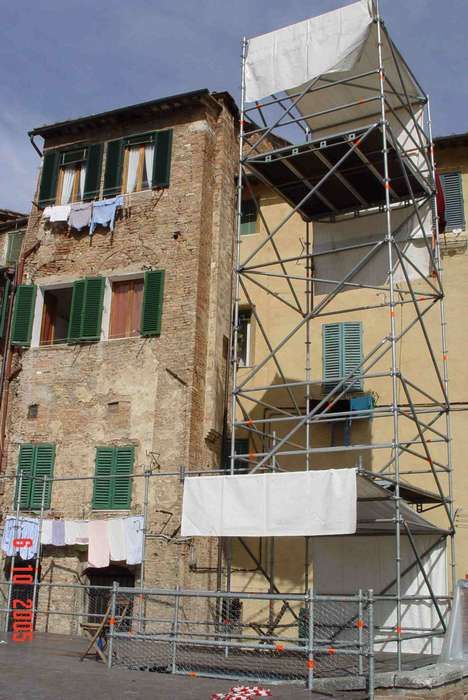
[{"left": 0, "top": 90, "right": 238, "bottom": 632}]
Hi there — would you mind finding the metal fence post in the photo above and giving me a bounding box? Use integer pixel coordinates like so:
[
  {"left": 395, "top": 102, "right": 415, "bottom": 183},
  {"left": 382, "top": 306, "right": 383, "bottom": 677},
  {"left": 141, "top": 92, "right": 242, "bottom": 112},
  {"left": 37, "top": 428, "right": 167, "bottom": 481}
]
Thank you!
[
  {"left": 367, "top": 589, "right": 375, "bottom": 700},
  {"left": 358, "top": 588, "right": 363, "bottom": 676},
  {"left": 107, "top": 581, "right": 118, "bottom": 669},
  {"left": 171, "top": 586, "right": 180, "bottom": 674},
  {"left": 307, "top": 587, "right": 314, "bottom": 690}
]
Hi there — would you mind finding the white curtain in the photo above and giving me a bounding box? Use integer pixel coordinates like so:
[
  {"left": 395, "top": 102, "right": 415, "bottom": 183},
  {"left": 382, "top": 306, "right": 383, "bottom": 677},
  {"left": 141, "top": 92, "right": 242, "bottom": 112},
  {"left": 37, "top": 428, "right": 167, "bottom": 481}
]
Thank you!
[
  {"left": 144, "top": 144, "right": 154, "bottom": 188},
  {"left": 61, "top": 166, "right": 75, "bottom": 204},
  {"left": 126, "top": 147, "right": 140, "bottom": 193},
  {"left": 79, "top": 164, "right": 87, "bottom": 199}
]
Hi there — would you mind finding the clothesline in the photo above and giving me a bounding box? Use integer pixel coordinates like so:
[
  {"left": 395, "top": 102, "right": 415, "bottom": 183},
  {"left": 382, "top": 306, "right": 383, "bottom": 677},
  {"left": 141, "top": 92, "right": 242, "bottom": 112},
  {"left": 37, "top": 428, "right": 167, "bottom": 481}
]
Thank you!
[
  {"left": 1, "top": 514, "right": 144, "bottom": 567},
  {"left": 43, "top": 195, "right": 124, "bottom": 235}
]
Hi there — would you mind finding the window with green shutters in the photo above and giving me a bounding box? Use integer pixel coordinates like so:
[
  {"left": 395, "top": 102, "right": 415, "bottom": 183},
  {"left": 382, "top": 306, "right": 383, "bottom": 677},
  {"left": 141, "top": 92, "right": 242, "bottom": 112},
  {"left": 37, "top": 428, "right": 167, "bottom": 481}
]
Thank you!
[
  {"left": 11, "top": 284, "right": 36, "bottom": 347},
  {"left": 6, "top": 231, "right": 25, "bottom": 266},
  {"left": 440, "top": 172, "right": 465, "bottom": 231},
  {"left": 92, "top": 446, "right": 134, "bottom": 510},
  {"left": 322, "top": 322, "right": 363, "bottom": 392},
  {"left": 15, "top": 443, "right": 55, "bottom": 510},
  {"left": 68, "top": 277, "right": 105, "bottom": 343},
  {"left": 141, "top": 270, "right": 165, "bottom": 336},
  {"left": 38, "top": 145, "right": 104, "bottom": 208}
]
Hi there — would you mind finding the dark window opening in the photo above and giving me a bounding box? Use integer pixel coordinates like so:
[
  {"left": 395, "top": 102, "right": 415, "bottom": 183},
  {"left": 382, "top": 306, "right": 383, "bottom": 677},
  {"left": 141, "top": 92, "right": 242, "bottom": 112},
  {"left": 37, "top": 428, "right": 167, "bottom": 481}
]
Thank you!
[
  {"left": 40, "top": 287, "right": 73, "bottom": 345},
  {"left": 240, "top": 200, "right": 257, "bottom": 235},
  {"left": 237, "top": 309, "right": 252, "bottom": 367},
  {"left": 86, "top": 566, "right": 134, "bottom": 629}
]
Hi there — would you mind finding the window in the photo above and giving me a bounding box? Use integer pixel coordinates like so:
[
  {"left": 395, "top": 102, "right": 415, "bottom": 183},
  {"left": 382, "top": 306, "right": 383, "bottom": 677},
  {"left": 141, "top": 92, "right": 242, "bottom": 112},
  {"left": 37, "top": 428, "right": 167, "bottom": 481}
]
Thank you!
[
  {"left": 240, "top": 200, "right": 257, "bottom": 235},
  {"left": 92, "top": 446, "right": 135, "bottom": 510},
  {"left": 15, "top": 443, "right": 55, "bottom": 510},
  {"left": 6, "top": 230, "right": 25, "bottom": 266},
  {"left": 224, "top": 438, "right": 249, "bottom": 472},
  {"left": 13, "top": 270, "right": 165, "bottom": 348},
  {"left": 103, "top": 130, "right": 173, "bottom": 198},
  {"left": 440, "top": 172, "right": 465, "bottom": 231},
  {"left": 56, "top": 149, "right": 87, "bottom": 204},
  {"left": 109, "top": 279, "right": 144, "bottom": 339},
  {"left": 322, "top": 322, "right": 363, "bottom": 392},
  {"left": 38, "top": 144, "right": 103, "bottom": 208},
  {"left": 236, "top": 309, "right": 252, "bottom": 366},
  {"left": 40, "top": 287, "right": 73, "bottom": 345},
  {"left": 0, "top": 277, "right": 11, "bottom": 339}
]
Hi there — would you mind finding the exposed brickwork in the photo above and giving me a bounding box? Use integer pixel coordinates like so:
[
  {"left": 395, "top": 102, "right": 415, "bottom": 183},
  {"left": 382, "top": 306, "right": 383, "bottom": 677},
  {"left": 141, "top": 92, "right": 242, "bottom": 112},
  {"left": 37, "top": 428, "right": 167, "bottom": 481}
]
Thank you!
[{"left": 0, "top": 94, "right": 238, "bottom": 631}]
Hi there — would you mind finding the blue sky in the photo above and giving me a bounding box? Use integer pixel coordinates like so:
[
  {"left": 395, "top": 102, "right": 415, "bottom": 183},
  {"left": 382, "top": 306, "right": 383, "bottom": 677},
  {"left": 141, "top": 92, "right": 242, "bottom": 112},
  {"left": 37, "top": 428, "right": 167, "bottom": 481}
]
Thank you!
[{"left": 1, "top": 0, "right": 467, "bottom": 213}]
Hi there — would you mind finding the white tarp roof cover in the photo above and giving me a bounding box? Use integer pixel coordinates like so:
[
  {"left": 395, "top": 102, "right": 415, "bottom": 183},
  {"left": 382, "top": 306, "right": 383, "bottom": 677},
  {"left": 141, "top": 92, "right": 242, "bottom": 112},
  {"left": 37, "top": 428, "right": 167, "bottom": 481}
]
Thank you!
[{"left": 245, "top": 1, "right": 374, "bottom": 103}]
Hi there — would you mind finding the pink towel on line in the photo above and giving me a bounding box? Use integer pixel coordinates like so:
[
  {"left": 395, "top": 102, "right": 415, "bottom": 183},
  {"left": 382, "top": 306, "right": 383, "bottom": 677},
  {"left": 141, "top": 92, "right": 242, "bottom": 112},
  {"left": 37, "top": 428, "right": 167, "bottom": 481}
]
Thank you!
[{"left": 88, "top": 520, "right": 110, "bottom": 568}]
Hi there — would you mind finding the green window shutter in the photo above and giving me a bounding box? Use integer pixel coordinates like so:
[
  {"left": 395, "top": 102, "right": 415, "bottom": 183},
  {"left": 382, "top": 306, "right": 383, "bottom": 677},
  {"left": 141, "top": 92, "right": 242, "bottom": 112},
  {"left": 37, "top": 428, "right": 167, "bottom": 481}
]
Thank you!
[
  {"left": 0, "top": 278, "right": 11, "bottom": 338},
  {"left": 68, "top": 277, "right": 104, "bottom": 343},
  {"left": 322, "top": 323, "right": 342, "bottom": 392},
  {"left": 67, "top": 279, "right": 86, "bottom": 343},
  {"left": 83, "top": 143, "right": 103, "bottom": 201},
  {"left": 15, "top": 444, "right": 34, "bottom": 510},
  {"left": 93, "top": 448, "right": 114, "bottom": 509},
  {"left": 80, "top": 277, "right": 105, "bottom": 341},
  {"left": 11, "top": 284, "right": 36, "bottom": 347},
  {"left": 342, "top": 322, "right": 363, "bottom": 391},
  {"left": 240, "top": 200, "right": 257, "bottom": 235},
  {"left": 103, "top": 139, "right": 124, "bottom": 197},
  {"left": 440, "top": 172, "right": 465, "bottom": 231},
  {"left": 111, "top": 446, "right": 134, "bottom": 509},
  {"left": 141, "top": 270, "right": 165, "bottom": 337},
  {"left": 30, "top": 444, "right": 55, "bottom": 509},
  {"left": 153, "top": 129, "right": 173, "bottom": 188},
  {"left": 323, "top": 322, "right": 363, "bottom": 392},
  {"left": 6, "top": 231, "right": 25, "bottom": 266},
  {"left": 38, "top": 151, "right": 60, "bottom": 207}
]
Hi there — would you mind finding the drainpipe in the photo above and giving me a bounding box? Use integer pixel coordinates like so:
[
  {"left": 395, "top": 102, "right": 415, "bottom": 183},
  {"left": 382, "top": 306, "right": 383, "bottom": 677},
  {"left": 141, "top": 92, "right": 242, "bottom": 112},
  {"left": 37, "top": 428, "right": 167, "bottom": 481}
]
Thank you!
[{"left": 0, "top": 239, "right": 40, "bottom": 473}]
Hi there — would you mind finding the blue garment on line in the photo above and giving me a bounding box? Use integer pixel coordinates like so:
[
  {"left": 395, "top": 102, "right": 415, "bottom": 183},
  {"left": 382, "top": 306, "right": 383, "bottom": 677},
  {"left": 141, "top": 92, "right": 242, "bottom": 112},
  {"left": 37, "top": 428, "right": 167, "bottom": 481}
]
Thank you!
[
  {"left": 1, "top": 516, "right": 39, "bottom": 560},
  {"left": 89, "top": 195, "right": 124, "bottom": 236}
]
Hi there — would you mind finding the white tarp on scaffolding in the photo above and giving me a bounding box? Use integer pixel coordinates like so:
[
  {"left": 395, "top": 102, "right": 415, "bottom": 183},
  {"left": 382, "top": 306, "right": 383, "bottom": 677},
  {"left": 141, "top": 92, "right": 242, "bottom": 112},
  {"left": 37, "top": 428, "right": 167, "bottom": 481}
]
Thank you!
[
  {"left": 313, "top": 534, "right": 448, "bottom": 654},
  {"left": 313, "top": 202, "right": 432, "bottom": 294},
  {"left": 181, "top": 468, "right": 357, "bottom": 537},
  {"left": 245, "top": 1, "right": 373, "bottom": 103}
]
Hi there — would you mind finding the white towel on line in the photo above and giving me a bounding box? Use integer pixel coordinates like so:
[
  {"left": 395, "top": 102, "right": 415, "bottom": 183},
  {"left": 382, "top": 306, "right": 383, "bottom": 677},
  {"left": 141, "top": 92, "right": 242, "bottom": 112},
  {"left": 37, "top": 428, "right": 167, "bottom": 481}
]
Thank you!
[
  {"left": 108, "top": 518, "right": 126, "bottom": 561},
  {"left": 124, "top": 516, "right": 144, "bottom": 565},
  {"left": 40, "top": 519, "right": 53, "bottom": 545}
]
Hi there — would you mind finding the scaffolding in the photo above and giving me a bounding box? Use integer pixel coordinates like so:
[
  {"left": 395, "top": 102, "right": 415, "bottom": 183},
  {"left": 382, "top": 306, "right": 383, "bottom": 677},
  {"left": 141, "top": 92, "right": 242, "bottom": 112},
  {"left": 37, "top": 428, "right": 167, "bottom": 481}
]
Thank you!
[{"left": 229, "top": 0, "right": 454, "bottom": 670}]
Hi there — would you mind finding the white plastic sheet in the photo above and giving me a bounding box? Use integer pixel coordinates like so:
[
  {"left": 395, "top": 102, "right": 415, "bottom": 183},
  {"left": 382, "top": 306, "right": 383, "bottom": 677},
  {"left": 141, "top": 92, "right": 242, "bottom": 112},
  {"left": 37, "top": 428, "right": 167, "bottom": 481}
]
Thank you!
[
  {"left": 245, "top": 1, "right": 373, "bottom": 103},
  {"left": 313, "top": 534, "right": 447, "bottom": 654},
  {"left": 313, "top": 202, "right": 432, "bottom": 294},
  {"left": 440, "top": 580, "right": 468, "bottom": 662},
  {"left": 181, "top": 468, "right": 357, "bottom": 537}
]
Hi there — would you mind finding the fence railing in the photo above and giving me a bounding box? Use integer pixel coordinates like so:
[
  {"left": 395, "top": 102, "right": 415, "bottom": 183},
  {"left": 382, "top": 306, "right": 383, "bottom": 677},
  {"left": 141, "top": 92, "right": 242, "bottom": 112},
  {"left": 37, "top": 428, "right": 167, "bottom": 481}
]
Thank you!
[{"left": 0, "top": 579, "right": 377, "bottom": 696}]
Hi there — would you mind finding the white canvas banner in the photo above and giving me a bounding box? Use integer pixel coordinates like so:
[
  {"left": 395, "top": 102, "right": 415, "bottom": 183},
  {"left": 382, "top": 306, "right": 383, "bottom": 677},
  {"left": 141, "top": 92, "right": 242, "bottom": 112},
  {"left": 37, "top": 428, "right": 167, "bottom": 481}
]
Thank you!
[
  {"left": 245, "top": 1, "right": 373, "bottom": 103},
  {"left": 181, "top": 468, "right": 357, "bottom": 537}
]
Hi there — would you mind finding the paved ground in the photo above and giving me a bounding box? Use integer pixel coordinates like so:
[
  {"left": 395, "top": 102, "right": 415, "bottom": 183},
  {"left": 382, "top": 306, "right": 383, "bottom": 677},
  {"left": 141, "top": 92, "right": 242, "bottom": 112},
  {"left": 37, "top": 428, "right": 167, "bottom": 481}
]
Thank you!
[{"left": 0, "top": 633, "right": 367, "bottom": 700}]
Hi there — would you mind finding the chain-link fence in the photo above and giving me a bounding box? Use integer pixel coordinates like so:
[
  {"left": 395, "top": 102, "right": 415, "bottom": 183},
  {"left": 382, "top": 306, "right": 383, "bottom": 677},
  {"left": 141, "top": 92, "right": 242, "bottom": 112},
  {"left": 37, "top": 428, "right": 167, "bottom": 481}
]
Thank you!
[
  {"left": 0, "top": 579, "right": 375, "bottom": 696},
  {"left": 109, "top": 587, "right": 375, "bottom": 696}
]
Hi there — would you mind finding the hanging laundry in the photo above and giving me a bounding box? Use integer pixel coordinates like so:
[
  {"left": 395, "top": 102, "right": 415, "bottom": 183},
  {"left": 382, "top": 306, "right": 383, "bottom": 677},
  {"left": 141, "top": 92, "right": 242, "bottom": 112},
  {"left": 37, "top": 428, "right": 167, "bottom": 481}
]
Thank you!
[
  {"left": 42, "top": 206, "right": 53, "bottom": 219},
  {"left": 65, "top": 521, "right": 82, "bottom": 545},
  {"left": 1, "top": 516, "right": 39, "bottom": 560},
  {"left": 75, "top": 520, "right": 89, "bottom": 544},
  {"left": 68, "top": 202, "right": 93, "bottom": 231},
  {"left": 108, "top": 518, "right": 126, "bottom": 561},
  {"left": 124, "top": 515, "right": 144, "bottom": 565},
  {"left": 88, "top": 520, "right": 110, "bottom": 568},
  {"left": 49, "top": 205, "right": 71, "bottom": 223},
  {"left": 89, "top": 195, "right": 124, "bottom": 236},
  {"left": 51, "top": 519, "right": 65, "bottom": 546},
  {"left": 40, "top": 519, "right": 53, "bottom": 545}
]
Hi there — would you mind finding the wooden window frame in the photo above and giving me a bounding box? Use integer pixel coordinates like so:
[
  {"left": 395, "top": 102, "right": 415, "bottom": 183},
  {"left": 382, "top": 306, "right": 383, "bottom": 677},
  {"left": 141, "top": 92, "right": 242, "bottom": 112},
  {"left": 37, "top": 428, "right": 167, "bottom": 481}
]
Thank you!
[
  {"left": 55, "top": 164, "right": 84, "bottom": 205},
  {"left": 122, "top": 145, "right": 153, "bottom": 194}
]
